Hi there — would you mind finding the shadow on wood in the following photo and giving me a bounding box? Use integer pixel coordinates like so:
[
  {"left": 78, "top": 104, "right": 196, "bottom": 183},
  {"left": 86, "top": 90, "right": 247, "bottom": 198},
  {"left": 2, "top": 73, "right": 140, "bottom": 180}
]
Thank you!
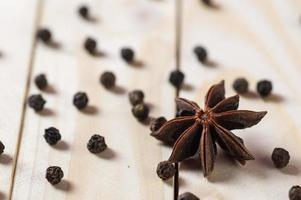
[
  {"left": 96, "top": 148, "right": 117, "bottom": 160},
  {"left": 38, "top": 108, "right": 55, "bottom": 117},
  {"left": 81, "top": 105, "right": 99, "bottom": 115},
  {"left": 0, "top": 154, "right": 12, "bottom": 165},
  {"left": 55, "top": 180, "right": 73, "bottom": 192},
  {"left": 54, "top": 141, "right": 69, "bottom": 151}
]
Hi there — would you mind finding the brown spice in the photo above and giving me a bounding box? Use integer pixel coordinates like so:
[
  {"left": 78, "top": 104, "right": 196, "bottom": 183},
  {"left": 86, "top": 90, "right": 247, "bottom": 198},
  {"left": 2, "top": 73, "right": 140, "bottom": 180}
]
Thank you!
[{"left": 152, "top": 81, "right": 267, "bottom": 177}]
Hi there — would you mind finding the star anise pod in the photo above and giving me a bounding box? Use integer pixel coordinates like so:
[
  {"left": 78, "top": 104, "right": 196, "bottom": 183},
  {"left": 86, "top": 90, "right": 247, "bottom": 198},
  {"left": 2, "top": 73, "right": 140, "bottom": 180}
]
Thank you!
[{"left": 151, "top": 81, "right": 267, "bottom": 177}]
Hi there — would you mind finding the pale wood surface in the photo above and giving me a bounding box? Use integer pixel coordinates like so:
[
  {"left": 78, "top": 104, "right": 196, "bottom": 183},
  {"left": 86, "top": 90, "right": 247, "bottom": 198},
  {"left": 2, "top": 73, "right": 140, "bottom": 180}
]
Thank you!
[
  {"left": 0, "top": 0, "right": 39, "bottom": 199},
  {"left": 178, "top": 0, "right": 301, "bottom": 199},
  {"left": 12, "top": 0, "right": 176, "bottom": 199},
  {"left": 0, "top": 0, "right": 301, "bottom": 199}
]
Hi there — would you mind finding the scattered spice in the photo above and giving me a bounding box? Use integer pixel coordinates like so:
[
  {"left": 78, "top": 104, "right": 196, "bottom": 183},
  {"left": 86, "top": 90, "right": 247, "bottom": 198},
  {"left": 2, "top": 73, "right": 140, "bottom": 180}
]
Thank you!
[
  {"left": 100, "top": 71, "right": 116, "bottom": 89},
  {"left": 78, "top": 5, "right": 89, "bottom": 19},
  {"left": 34, "top": 74, "right": 48, "bottom": 90},
  {"left": 233, "top": 78, "right": 248, "bottom": 94},
  {"left": 201, "top": 0, "right": 213, "bottom": 7},
  {"left": 193, "top": 46, "right": 208, "bottom": 63},
  {"left": 169, "top": 70, "right": 184, "bottom": 88},
  {"left": 46, "top": 166, "right": 64, "bottom": 185},
  {"left": 271, "top": 147, "right": 290, "bottom": 168},
  {"left": 128, "top": 90, "right": 144, "bottom": 106},
  {"left": 0, "top": 141, "right": 5, "bottom": 155},
  {"left": 121, "top": 48, "right": 134, "bottom": 63},
  {"left": 73, "top": 92, "right": 89, "bottom": 110},
  {"left": 257, "top": 80, "right": 272, "bottom": 97},
  {"left": 37, "top": 28, "right": 52, "bottom": 43},
  {"left": 132, "top": 103, "right": 149, "bottom": 121},
  {"left": 44, "top": 127, "right": 61, "bottom": 146},
  {"left": 289, "top": 185, "right": 301, "bottom": 200},
  {"left": 156, "top": 161, "right": 176, "bottom": 181},
  {"left": 150, "top": 117, "right": 167, "bottom": 132},
  {"left": 28, "top": 94, "right": 46, "bottom": 112},
  {"left": 178, "top": 192, "right": 199, "bottom": 200},
  {"left": 84, "top": 37, "right": 97, "bottom": 55},
  {"left": 87, "top": 134, "right": 107, "bottom": 154},
  {"left": 152, "top": 81, "right": 267, "bottom": 177}
]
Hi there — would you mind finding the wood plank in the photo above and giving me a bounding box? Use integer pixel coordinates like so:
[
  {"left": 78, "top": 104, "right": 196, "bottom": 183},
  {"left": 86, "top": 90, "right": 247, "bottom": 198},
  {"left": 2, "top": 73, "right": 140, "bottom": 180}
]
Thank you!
[
  {"left": 12, "top": 0, "right": 177, "bottom": 199},
  {"left": 0, "top": 0, "right": 39, "bottom": 199},
  {"left": 178, "top": 0, "right": 301, "bottom": 199}
]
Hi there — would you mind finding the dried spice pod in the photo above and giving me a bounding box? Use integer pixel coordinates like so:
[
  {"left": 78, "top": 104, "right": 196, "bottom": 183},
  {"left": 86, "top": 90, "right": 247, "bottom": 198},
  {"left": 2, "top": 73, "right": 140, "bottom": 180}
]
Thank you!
[
  {"left": 100, "top": 71, "right": 116, "bottom": 89},
  {"left": 87, "top": 134, "right": 107, "bottom": 154},
  {"left": 150, "top": 117, "right": 167, "bottom": 132},
  {"left": 178, "top": 192, "right": 199, "bottom": 200},
  {"left": 37, "top": 28, "right": 52, "bottom": 43},
  {"left": 0, "top": 141, "right": 5, "bottom": 155},
  {"left": 28, "top": 94, "right": 46, "bottom": 112},
  {"left": 128, "top": 90, "right": 144, "bottom": 106},
  {"left": 132, "top": 103, "right": 149, "bottom": 121},
  {"left": 35, "top": 74, "right": 48, "bottom": 90},
  {"left": 156, "top": 161, "right": 176, "bottom": 181},
  {"left": 46, "top": 166, "right": 64, "bottom": 185},
  {"left": 152, "top": 81, "right": 267, "bottom": 177},
  {"left": 289, "top": 185, "right": 301, "bottom": 200},
  {"left": 73, "top": 92, "right": 89, "bottom": 110},
  {"left": 121, "top": 48, "right": 134, "bottom": 63},
  {"left": 169, "top": 70, "right": 184, "bottom": 88},
  {"left": 271, "top": 147, "right": 290, "bottom": 168},
  {"left": 44, "top": 127, "right": 61, "bottom": 146}
]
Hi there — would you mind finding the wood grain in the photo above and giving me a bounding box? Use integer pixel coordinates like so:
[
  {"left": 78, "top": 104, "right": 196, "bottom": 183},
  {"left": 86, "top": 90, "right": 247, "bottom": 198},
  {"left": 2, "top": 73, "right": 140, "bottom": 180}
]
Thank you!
[
  {"left": 0, "top": 0, "right": 39, "bottom": 199},
  {"left": 178, "top": 0, "right": 301, "bottom": 199},
  {"left": 11, "top": 0, "right": 177, "bottom": 199}
]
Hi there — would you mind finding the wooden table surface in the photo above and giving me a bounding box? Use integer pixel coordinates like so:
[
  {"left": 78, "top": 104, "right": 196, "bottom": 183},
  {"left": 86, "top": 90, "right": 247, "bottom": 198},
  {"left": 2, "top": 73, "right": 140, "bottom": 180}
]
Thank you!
[{"left": 1, "top": 0, "right": 301, "bottom": 199}]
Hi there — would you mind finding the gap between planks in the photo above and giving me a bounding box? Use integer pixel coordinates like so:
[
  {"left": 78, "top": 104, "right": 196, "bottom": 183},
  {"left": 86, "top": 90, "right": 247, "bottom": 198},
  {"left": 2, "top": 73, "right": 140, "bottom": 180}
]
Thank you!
[{"left": 8, "top": 0, "right": 45, "bottom": 199}]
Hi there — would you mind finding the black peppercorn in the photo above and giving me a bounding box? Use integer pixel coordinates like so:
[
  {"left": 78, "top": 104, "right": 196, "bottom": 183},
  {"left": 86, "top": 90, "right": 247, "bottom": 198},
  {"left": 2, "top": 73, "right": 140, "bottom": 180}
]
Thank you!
[
  {"left": 87, "top": 134, "right": 107, "bottom": 154},
  {"left": 233, "top": 78, "right": 249, "bottom": 94},
  {"left": 128, "top": 90, "right": 144, "bottom": 106},
  {"left": 46, "top": 166, "right": 64, "bottom": 185},
  {"left": 271, "top": 147, "right": 290, "bottom": 168},
  {"left": 289, "top": 185, "right": 301, "bottom": 200},
  {"left": 73, "top": 92, "right": 89, "bottom": 110},
  {"left": 121, "top": 48, "right": 134, "bottom": 63},
  {"left": 132, "top": 103, "right": 149, "bottom": 121},
  {"left": 34, "top": 74, "right": 48, "bottom": 90},
  {"left": 0, "top": 141, "right": 5, "bottom": 155},
  {"left": 84, "top": 37, "right": 97, "bottom": 54},
  {"left": 37, "top": 28, "right": 52, "bottom": 43},
  {"left": 193, "top": 46, "right": 207, "bottom": 63},
  {"left": 178, "top": 192, "right": 199, "bottom": 200},
  {"left": 169, "top": 70, "right": 184, "bottom": 88},
  {"left": 257, "top": 80, "right": 272, "bottom": 97},
  {"left": 150, "top": 117, "right": 167, "bottom": 132},
  {"left": 44, "top": 127, "right": 61, "bottom": 146},
  {"left": 100, "top": 71, "right": 116, "bottom": 89},
  {"left": 28, "top": 94, "right": 46, "bottom": 112},
  {"left": 156, "top": 161, "right": 176, "bottom": 181},
  {"left": 78, "top": 5, "right": 89, "bottom": 19}
]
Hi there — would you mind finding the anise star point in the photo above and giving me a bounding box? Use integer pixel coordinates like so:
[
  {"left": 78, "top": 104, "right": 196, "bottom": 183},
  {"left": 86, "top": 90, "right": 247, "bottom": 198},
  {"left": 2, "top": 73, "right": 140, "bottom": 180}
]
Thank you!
[{"left": 152, "top": 81, "right": 267, "bottom": 177}]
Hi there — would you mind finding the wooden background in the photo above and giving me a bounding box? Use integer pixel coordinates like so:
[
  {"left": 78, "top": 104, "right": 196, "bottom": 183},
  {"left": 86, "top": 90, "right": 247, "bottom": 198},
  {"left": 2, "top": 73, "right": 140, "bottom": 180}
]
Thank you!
[{"left": 0, "top": 0, "right": 301, "bottom": 199}]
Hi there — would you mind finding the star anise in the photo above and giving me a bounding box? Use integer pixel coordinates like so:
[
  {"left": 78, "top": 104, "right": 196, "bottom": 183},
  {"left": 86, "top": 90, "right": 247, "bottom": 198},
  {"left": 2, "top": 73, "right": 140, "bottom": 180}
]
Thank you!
[{"left": 151, "top": 81, "right": 267, "bottom": 177}]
